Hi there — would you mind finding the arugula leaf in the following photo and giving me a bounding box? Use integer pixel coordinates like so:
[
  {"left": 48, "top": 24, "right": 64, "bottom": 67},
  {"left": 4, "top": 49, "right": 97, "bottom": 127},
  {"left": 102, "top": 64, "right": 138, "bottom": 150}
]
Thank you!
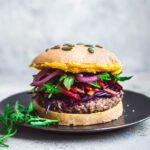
[
  {"left": 51, "top": 88, "right": 62, "bottom": 92},
  {"left": 0, "top": 129, "right": 17, "bottom": 144},
  {"left": 59, "top": 74, "right": 75, "bottom": 90},
  {"left": 42, "top": 83, "right": 62, "bottom": 98},
  {"left": 113, "top": 72, "right": 133, "bottom": 82},
  {"left": 63, "top": 75, "right": 75, "bottom": 90},
  {"left": 29, "top": 87, "right": 36, "bottom": 93},
  {"left": 59, "top": 74, "right": 67, "bottom": 82},
  {"left": 13, "top": 101, "right": 25, "bottom": 122},
  {"left": 0, "top": 142, "right": 8, "bottom": 147},
  {"left": 48, "top": 92, "right": 53, "bottom": 99},
  {"left": 98, "top": 72, "right": 111, "bottom": 80},
  {"left": 0, "top": 101, "right": 59, "bottom": 147},
  {"left": 27, "top": 101, "right": 34, "bottom": 113},
  {"left": 88, "top": 81, "right": 101, "bottom": 88},
  {"left": 11, "top": 101, "right": 59, "bottom": 126},
  {"left": 3, "top": 104, "right": 9, "bottom": 126},
  {"left": 43, "top": 84, "right": 54, "bottom": 92},
  {"left": 0, "top": 104, "right": 18, "bottom": 147},
  {"left": 117, "top": 76, "right": 133, "bottom": 81},
  {"left": 43, "top": 83, "right": 62, "bottom": 93},
  {"left": 29, "top": 119, "right": 58, "bottom": 126},
  {"left": 97, "top": 72, "right": 132, "bottom": 82}
]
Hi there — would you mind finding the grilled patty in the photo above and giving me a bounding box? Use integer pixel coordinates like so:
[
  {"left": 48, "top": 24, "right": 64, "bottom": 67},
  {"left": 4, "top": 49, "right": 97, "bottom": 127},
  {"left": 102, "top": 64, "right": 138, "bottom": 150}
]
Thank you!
[{"left": 37, "top": 90, "right": 124, "bottom": 114}]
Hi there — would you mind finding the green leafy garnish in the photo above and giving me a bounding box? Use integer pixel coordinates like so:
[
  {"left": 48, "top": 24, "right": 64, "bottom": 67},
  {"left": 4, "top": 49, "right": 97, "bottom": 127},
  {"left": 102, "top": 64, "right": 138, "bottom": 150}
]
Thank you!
[
  {"left": 87, "top": 72, "right": 132, "bottom": 88},
  {"left": 88, "top": 81, "right": 101, "bottom": 88},
  {"left": 63, "top": 76, "right": 75, "bottom": 90},
  {"left": 0, "top": 104, "right": 17, "bottom": 147},
  {"left": 112, "top": 72, "right": 133, "bottom": 82},
  {"left": 30, "top": 83, "right": 62, "bottom": 99},
  {"left": 3, "top": 104, "right": 9, "bottom": 125},
  {"left": 59, "top": 74, "right": 75, "bottom": 90},
  {"left": 29, "top": 87, "right": 36, "bottom": 93},
  {"left": 0, "top": 101, "right": 59, "bottom": 147},
  {"left": 98, "top": 72, "right": 111, "bottom": 80},
  {"left": 27, "top": 101, "right": 34, "bottom": 113},
  {"left": 97, "top": 72, "right": 132, "bottom": 83},
  {"left": 59, "top": 74, "right": 67, "bottom": 82},
  {"left": 42, "top": 83, "right": 62, "bottom": 98}
]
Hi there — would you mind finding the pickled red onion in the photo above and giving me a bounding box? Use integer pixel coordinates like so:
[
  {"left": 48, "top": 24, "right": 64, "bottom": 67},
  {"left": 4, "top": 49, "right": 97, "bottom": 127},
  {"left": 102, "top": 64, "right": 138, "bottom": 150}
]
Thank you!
[
  {"left": 33, "top": 69, "right": 62, "bottom": 86},
  {"left": 76, "top": 74, "right": 100, "bottom": 83}
]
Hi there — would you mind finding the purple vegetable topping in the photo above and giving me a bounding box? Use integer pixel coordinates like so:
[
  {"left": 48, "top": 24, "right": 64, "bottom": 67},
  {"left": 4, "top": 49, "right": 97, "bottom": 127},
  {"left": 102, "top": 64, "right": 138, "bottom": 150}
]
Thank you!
[
  {"left": 33, "top": 69, "right": 62, "bottom": 86},
  {"left": 46, "top": 101, "right": 52, "bottom": 113},
  {"left": 76, "top": 73, "right": 100, "bottom": 82}
]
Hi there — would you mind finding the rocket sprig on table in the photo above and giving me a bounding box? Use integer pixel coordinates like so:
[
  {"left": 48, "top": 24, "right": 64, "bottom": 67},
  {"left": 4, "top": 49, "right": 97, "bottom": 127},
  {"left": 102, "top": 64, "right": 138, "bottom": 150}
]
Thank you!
[
  {"left": 0, "top": 101, "right": 59, "bottom": 147},
  {"left": 0, "top": 104, "right": 17, "bottom": 147}
]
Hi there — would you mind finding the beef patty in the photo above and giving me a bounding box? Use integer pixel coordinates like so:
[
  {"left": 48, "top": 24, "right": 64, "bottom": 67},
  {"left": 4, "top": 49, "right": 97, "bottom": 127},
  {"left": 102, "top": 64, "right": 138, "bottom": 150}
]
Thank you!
[{"left": 37, "top": 90, "right": 124, "bottom": 114}]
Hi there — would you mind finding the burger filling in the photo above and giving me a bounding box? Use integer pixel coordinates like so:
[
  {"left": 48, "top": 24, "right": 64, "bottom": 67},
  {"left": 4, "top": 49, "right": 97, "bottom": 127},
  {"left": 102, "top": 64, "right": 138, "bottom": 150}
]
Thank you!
[{"left": 30, "top": 68, "right": 132, "bottom": 113}]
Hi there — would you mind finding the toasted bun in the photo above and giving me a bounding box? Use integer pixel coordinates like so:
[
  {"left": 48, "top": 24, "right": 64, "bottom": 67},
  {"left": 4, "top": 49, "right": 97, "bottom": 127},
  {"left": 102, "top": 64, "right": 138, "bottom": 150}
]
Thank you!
[
  {"left": 33, "top": 99, "right": 123, "bottom": 126},
  {"left": 29, "top": 44, "right": 122, "bottom": 74}
]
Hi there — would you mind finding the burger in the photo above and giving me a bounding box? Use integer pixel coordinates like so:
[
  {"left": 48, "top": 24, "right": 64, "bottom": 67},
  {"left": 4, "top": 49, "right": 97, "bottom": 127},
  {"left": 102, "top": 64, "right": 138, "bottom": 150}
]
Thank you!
[{"left": 29, "top": 43, "right": 132, "bottom": 126}]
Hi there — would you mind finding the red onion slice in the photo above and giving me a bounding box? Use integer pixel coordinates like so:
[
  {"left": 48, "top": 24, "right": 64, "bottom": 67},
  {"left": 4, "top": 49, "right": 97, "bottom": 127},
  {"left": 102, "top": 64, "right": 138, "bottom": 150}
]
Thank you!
[
  {"left": 33, "top": 69, "right": 62, "bottom": 86},
  {"left": 76, "top": 74, "right": 100, "bottom": 83}
]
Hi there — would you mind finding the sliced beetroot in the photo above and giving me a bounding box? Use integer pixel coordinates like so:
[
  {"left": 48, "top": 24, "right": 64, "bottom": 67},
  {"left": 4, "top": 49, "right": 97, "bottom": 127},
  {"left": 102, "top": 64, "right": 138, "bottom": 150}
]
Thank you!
[{"left": 57, "top": 86, "right": 81, "bottom": 100}]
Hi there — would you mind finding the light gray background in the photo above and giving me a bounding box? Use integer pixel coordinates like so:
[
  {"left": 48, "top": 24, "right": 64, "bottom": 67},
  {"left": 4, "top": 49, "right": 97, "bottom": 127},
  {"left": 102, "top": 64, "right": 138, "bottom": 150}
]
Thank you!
[
  {"left": 0, "top": 0, "right": 150, "bottom": 76},
  {"left": 0, "top": 1, "right": 150, "bottom": 150}
]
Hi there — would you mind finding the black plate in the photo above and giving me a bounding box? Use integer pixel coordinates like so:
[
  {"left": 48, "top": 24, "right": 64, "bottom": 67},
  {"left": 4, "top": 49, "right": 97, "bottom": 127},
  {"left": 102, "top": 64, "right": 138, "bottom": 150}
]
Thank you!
[{"left": 0, "top": 90, "right": 150, "bottom": 133}]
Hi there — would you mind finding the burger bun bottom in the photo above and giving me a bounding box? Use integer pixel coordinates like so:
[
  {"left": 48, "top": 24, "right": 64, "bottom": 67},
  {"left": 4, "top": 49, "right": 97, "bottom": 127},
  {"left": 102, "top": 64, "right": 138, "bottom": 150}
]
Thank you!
[{"left": 33, "top": 99, "right": 123, "bottom": 126}]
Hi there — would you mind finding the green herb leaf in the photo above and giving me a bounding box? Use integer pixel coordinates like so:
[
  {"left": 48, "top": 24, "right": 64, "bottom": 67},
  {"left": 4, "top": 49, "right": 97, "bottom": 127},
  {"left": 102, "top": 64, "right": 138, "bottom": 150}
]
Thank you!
[
  {"left": 59, "top": 74, "right": 67, "bottom": 82},
  {"left": 41, "top": 83, "right": 62, "bottom": 99},
  {"left": 98, "top": 73, "right": 111, "bottom": 80},
  {"left": 0, "top": 129, "right": 17, "bottom": 141},
  {"left": 117, "top": 76, "right": 133, "bottom": 81},
  {"left": 0, "top": 100, "right": 60, "bottom": 147},
  {"left": 0, "top": 142, "right": 9, "bottom": 147},
  {"left": 63, "top": 75, "right": 75, "bottom": 90},
  {"left": 48, "top": 92, "right": 53, "bottom": 99},
  {"left": 27, "top": 101, "right": 34, "bottom": 113},
  {"left": 30, "top": 119, "right": 59, "bottom": 126},
  {"left": 43, "top": 83, "right": 62, "bottom": 93},
  {"left": 14, "top": 101, "right": 25, "bottom": 122},
  {"left": 88, "top": 81, "right": 101, "bottom": 88},
  {"left": 51, "top": 88, "right": 62, "bottom": 93},
  {"left": 59, "top": 74, "right": 75, "bottom": 90},
  {"left": 29, "top": 87, "right": 36, "bottom": 93},
  {"left": 0, "top": 104, "right": 18, "bottom": 147},
  {"left": 112, "top": 72, "right": 133, "bottom": 82},
  {"left": 43, "top": 84, "right": 54, "bottom": 92},
  {"left": 3, "top": 104, "right": 9, "bottom": 125}
]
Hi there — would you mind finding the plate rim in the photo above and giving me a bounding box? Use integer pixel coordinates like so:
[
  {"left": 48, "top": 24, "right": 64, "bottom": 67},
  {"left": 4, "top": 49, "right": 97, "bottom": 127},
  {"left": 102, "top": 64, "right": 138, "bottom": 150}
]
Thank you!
[
  {"left": 0, "top": 90, "right": 150, "bottom": 133},
  {"left": 14, "top": 116, "right": 150, "bottom": 133}
]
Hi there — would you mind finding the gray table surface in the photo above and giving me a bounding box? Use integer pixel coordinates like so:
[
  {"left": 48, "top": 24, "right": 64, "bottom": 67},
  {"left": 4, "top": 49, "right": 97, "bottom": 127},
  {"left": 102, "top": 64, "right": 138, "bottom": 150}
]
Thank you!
[{"left": 0, "top": 73, "right": 150, "bottom": 150}]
